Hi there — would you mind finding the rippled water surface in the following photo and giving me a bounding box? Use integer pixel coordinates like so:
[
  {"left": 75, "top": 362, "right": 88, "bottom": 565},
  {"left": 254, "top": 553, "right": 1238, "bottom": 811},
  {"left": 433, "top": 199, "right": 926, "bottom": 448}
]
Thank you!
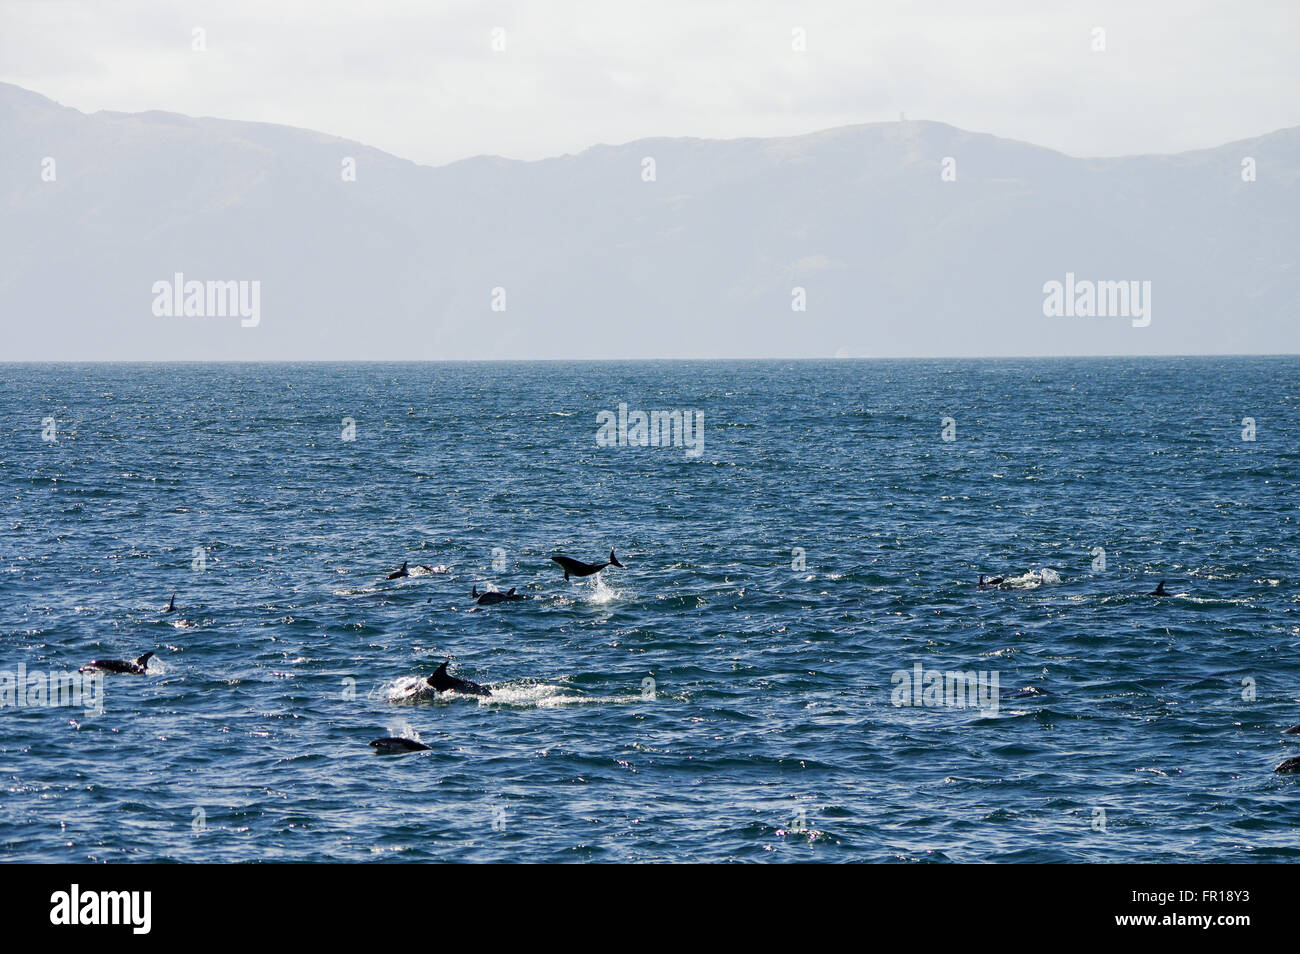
[{"left": 1, "top": 358, "right": 1298, "bottom": 862}]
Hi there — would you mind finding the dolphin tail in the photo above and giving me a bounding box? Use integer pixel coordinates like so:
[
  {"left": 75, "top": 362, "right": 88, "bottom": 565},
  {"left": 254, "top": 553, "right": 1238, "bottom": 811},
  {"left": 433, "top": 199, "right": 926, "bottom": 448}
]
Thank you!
[{"left": 609, "top": 549, "right": 623, "bottom": 568}]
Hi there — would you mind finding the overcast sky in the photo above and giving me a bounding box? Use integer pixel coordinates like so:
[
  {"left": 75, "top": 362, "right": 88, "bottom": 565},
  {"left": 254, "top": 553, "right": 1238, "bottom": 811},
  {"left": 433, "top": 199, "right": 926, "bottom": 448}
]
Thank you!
[{"left": 2, "top": 0, "right": 1297, "bottom": 166}]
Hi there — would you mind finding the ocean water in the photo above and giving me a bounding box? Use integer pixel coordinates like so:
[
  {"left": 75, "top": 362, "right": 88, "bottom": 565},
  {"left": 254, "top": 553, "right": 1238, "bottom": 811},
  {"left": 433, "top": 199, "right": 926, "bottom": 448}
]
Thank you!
[{"left": 1, "top": 357, "right": 1298, "bottom": 863}]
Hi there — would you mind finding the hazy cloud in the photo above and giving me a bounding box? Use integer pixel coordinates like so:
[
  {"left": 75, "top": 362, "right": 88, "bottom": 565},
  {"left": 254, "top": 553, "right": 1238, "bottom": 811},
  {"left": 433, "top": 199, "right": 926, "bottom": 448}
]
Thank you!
[{"left": 2, "top": 0, "right": 1296, "bottom": 167}]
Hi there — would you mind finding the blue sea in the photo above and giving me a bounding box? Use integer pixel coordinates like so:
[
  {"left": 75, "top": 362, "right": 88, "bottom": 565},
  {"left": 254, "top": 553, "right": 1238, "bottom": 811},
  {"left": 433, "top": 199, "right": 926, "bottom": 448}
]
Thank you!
[{"left": 1, "top": 358, "right": 1298, "bottom": 863}]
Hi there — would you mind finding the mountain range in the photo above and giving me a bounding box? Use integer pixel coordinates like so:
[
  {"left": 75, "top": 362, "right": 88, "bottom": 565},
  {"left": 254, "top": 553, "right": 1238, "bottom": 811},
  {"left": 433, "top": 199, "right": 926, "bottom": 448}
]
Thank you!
[{"left": 2, "top": 81, "right": 1296, "bottom": 359}]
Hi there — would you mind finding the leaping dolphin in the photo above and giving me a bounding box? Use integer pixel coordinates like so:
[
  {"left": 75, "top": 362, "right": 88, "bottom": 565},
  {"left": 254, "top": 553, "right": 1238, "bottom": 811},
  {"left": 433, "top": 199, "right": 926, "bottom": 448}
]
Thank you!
[
  {"left": 80, "top": 651, "right": 154, "bottom": 675},
  {"left": 427, "top": 661, "right": 490, "bottom": 697},
  {"left": 551, "top": 550, "right": 624, "bottom": 581}
]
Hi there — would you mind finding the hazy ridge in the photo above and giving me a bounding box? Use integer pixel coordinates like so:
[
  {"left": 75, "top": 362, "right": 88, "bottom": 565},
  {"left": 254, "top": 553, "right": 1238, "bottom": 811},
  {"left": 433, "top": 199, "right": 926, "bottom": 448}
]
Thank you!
[{"left": 2, "top": 82, "right": 1297, "bottom": 360}]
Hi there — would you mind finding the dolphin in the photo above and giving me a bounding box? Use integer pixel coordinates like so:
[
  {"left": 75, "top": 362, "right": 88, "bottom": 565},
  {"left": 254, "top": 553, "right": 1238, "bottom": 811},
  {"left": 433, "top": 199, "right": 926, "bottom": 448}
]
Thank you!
[
  {"left": 1004, "top": 686, "right": 1047, "bottom": 700},
  {"left": 80, "top": 651, "right": 154, "bottom": 675},
  {"left": 1149, "top": 580, "right": 1168, "bottom": 596},
  {"left": 369, "top": 737, "right": 431, "bottom": 754},
  {"left": 387, "top": 562, "right": 409, "bottom": 580},
  {"left": 427, "top": 661, "right": 490, "bottom": 697},
  {"left": 978, "top": 574, "right": 1006, "bottom": 588},
  {"left": 551, "top": 550, "right": 624, "bottom": 581},
  {"left": 1284, "top": 725, "right": 1300, "bottom": 735},
  {"left": 1275, "top": 756, "right": 1300, "bottom": 774},
  {"left": 472, "top": 585, "right": 525, "bottom": 605}
]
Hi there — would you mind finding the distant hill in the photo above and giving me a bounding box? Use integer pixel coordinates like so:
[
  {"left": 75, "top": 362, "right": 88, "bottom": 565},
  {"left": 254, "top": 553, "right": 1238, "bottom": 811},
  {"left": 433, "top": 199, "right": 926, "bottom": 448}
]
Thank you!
[{"left": 2, "top": 81, "right": 1296, "bottom": 359}]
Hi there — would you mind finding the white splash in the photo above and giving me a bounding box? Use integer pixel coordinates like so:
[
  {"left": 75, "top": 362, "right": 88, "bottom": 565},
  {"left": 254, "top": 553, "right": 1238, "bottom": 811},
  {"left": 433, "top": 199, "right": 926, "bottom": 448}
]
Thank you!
[
  {"left": 375, "top": 676, "right": 648, "bottom": 709},
  {"left": 1001, "top": 567, "right": 1062, "bottom": 589},
  {"left": 479, "top": 682, "right": 645, "bottom": 708},
  {"left": 408, "top": 564, "right": 449, "bottom": 576},
  {"left": 584, "top": 574, "right": 625, "bottom": 604}
]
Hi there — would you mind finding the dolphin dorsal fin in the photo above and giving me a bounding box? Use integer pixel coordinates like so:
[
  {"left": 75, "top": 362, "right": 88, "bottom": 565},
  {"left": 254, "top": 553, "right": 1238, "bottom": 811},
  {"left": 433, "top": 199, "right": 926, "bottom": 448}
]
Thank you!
[
  {"left": 472, "top": 585, "right": 479, "bottom": 596},
  {"left": 507, "top": 588, "right": 516, "bottom": 595},
  {"left": 135, "top": 651, "right": 154, "bottom": 668},
  {"left": 435, "top": 662, "right": 448, "bottom": 675}
]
